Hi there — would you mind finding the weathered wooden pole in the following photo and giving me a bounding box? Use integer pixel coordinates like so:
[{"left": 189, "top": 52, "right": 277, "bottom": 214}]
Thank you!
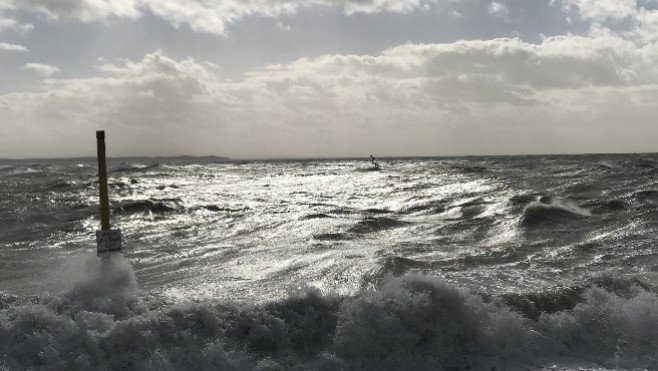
[
  {"left": 95, "top": 130, "right": 122, "bottom": 256},
  {"left": 97, "top": 130, "right": 110, "bottom": 231}
]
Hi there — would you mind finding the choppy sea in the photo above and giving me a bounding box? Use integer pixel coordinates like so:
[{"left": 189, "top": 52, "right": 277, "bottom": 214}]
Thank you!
[{"left": 2, "top": 154, "right": 658, "bottom": 370}]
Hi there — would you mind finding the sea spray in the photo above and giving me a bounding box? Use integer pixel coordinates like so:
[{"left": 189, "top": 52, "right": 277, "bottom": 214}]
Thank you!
[
  {"left": 2, "top": 266, "right": 658, "bottom": 369},
  {"left": 334, "top": 274, "right": 532, "bottom": 370},
  {"left": 536, "top": 286, "right": 658, "bottom": 369},
  {"left": 63, "top": 254, "right": 145, "bottom": 318}
]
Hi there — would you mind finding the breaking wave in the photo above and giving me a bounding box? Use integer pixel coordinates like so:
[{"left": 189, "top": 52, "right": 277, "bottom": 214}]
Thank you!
[
  {"left": 300, "top": 213, "right": 333, "bottom": 220},
  {"left": 520, "top": 200, "right": 591, "bottom": 227},
  {"left": 112, "top": 163, "right": 160, "bottom": 173},
  {"left": 348, "top": 217, "right": 409, "bottom": 234},
  {"left": 114, "top": 198, "right": 184, "bottom": 215},
  {"left": 399, "top": 199, "right": 446, "bottom": 215},
  {"left": 2, "top": 258, "right": 658, "bottom": 370}
]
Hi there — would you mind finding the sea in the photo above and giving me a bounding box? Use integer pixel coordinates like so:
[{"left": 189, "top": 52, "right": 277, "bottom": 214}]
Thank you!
[{"left": 1, "top": 154, "right": 658, "bottom": 370}]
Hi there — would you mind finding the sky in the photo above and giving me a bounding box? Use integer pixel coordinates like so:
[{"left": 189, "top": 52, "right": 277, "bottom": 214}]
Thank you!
[{"left": 1, "top": 0, "right": 658, "bottom": 158}]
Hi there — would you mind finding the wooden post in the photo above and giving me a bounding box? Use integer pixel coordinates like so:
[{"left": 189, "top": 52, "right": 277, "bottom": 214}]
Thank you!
[
  {"left": 96, "top": 130, "right": 110, "bottom": 231},
  {"left": 95, "top": 130, "right": 122, "bottom": 256}
]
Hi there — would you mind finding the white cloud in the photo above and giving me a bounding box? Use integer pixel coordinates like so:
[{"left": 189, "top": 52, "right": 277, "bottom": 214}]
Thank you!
[
  {"left": 3, "top": 33, "right": 658, "bottom": 157},
  {"left": 338, "top": 0, "right": 436, "bottom": 15},
  {"left": 449, "top": 9, "right": 462, "bottom": 18},
  {"left": 276, "top": 22, "right": 291, "bottom": 32},
  {"left": 22, "top": 62, "right": 61, "bottom": 77},
  {"left": 142, "top": 0, "right": 440, "bottom": 34},
  {"left": 19, "top": 0, "right": 140, "bottom": 21},
  {"left": 561, "top": 0, "right": 637, "bottom": 21},
  {"left": 0, "top": 0, "right": 33, "bottom": 33},
  {"left": 0, "top": 41, "right": 27, "bottom": 51},
  {"left": 557, "top": 0, "right": 658, "bottom": 44},
  {"left": 0, "top": 0, "right": 439, "bottom": 35},
  {"left": 0, "top": 18, "right": 34, "bottom": 33},
  {"left": 3, "top": 1, "right": 658, "bottom": 157},
  {"left": 0, "top": 17, "right": 15, "bottom": 30},
  {"left": 488, "top": 2, "right": 509, "bottom": 18}
]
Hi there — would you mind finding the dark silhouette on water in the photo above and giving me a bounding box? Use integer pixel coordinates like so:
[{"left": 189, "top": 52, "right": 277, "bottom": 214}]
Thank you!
[{"left": 369, "top": 154, "right": 380, "bottom": 170}]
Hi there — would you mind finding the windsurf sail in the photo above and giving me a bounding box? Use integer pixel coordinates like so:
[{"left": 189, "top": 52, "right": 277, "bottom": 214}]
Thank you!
[{"left": 369, "top": 154, "right": 380, "bottom": 168}]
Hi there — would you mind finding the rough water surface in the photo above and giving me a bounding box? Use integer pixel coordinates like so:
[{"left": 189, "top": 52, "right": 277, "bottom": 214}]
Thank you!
[{"left": 2, "top": 155, "right": 658, "bottom": 370}]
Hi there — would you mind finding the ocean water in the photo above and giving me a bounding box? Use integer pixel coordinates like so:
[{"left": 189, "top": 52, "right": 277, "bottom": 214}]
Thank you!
[{"left": 1, "top": 154, "right": 658, "bottom": 370}]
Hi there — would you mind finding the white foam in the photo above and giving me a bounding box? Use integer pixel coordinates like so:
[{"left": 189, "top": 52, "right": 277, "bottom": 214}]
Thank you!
[{"left": 1, "top": 273, "right": 658, "bottom": 369}]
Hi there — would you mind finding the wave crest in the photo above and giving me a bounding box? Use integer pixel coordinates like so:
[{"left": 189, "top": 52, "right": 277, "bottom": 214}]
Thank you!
[
  {"left": 115, "top": 198, "right": 183, "bottom": 215},
  {"left": 520, "top": 200, "right": 590, "bottom": 227},
  {"left": 348, "top": 217, "right": 409, "bottom": 234}
]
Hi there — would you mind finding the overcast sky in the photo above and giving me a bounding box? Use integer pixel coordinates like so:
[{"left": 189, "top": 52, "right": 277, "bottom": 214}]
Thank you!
[{"left": 1, "top": 0, "right": 658, "bottom": 158}]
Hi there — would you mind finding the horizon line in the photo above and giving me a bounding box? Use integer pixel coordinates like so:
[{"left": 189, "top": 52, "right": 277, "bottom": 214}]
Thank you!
[{"left": 1, "top": 151, "right": 657, "bottom": 162}]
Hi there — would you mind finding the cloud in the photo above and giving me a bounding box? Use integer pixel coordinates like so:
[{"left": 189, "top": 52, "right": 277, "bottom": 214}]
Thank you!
[
  {"left": 22, "top": 62, "right": 61, "bottom": 76},
  {"left": 0, "top": 52, "right": 226, "bottom": 157},
  {"left": 0, "top": 41, "right": 27, "bottom": 51},
  {"left": 141, "top": 0, "right": 441, "bottom": 34},
  {"left": 337, "top": 0, "right": 437, "bottom": 15},
  {"left": 1, "top": 0, "right": 439, "bottom": 35},
  {"left": 0, "top": 17, "right": 34, "bottom": 33},
  {"left": 18, "top": 0, "right": 140, "bottom": 21},
  {"left": 3, "top": 1, "right": 658, "bottom": 158},
  {"left": 556, "top": 0, "right": 658, "bottom": 44},
  {"left": 3, "top": 31, "right": 658, "bottom": 157},
  {"left": 561, "top": 0, "right": 638, "bottom": 21},
  {"left": 488, "top": 2, "right": 509, "bottom": 18},
  {"left": 2, "top": 0, "right": 654, "bottom": 42},
  {"left": 0, "top": 1, "right": 34, "bottom": 32},
  {"left": 276, "top": 21, "right": 291, "bottom": 32}
]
